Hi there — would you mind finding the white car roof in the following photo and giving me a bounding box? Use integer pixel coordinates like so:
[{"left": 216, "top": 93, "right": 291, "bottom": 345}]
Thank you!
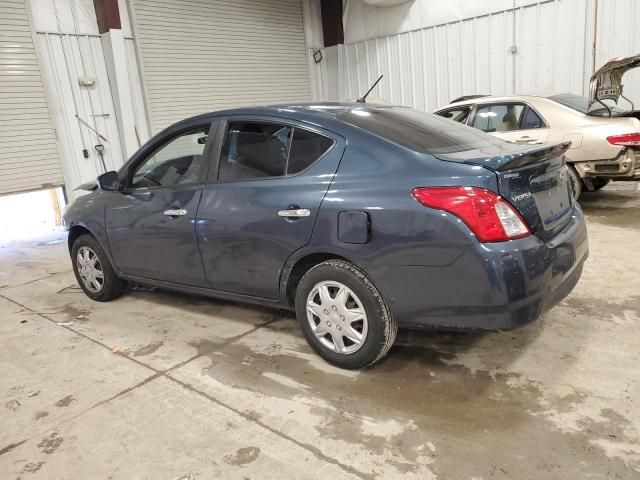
[{"left": 438, "top": 94, "right": 559, "bottom": 110}]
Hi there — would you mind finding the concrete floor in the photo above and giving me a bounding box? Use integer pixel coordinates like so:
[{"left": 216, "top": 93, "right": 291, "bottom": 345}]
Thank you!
[{"left": 1, "top": 184, "right": 639, "bottom": 480}]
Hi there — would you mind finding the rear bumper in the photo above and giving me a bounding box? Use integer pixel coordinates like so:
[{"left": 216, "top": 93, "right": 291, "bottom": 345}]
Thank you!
[
  {"left": 364, "top": 204, "right": 589, "bottom": 330},
  {"left": 574, "top": 149, "right": 640, "bottom": 179}
]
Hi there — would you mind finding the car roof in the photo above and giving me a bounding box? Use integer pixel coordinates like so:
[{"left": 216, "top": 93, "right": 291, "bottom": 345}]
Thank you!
[
  {"left": 175, "top": 102, "right": 410, "bottom": 130},
  {"left": 438, "top": 93, "right": 560, "bottom": 109}
]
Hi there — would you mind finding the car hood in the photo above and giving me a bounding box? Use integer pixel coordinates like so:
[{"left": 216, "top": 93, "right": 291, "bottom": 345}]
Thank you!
[
  {"left": 589, "top": 53, "right": 640, "bottom": 109},
  {"left": 74, "top": 180, "right": 98, "bottom": 191}
]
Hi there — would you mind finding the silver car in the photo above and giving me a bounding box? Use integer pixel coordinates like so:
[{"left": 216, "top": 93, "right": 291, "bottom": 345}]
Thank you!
[{"left": 433, "top": 54, "right": 640, "bottom": 197}]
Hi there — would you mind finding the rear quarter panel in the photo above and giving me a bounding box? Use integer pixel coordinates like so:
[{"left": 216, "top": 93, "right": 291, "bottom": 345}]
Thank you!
[
  {"left": 298, "top": 127, "right": 498, "bottom": 268},
  {"left": 527, "top": 97, "right": 638, "bottom": 162}
]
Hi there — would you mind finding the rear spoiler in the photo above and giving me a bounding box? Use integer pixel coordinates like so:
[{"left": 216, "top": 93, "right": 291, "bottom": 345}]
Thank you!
[{"left": 434, "top": 142, "right": 571, "bottom": 172}]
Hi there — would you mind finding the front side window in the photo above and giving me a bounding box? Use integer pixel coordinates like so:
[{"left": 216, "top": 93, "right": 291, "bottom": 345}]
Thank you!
[
  {"left": 435, "top": 106, "right": 472, "bottom": 124},
  {"left": 130, "top": 128, "right": 208, "bottom": 188},
  {"left": 472, "top": 104, "right": 525, "bottom": 132},
  {"left": 218, "top": 121, "right": 333, "bottom": 181}
]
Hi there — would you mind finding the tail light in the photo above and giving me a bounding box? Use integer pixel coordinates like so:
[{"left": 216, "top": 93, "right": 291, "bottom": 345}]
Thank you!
[
  {"left": 411, "top": 186, "right": 531, "bottom": 243},
  {"left": 607, "top": 132, "right": 640, "bottom": 147}
]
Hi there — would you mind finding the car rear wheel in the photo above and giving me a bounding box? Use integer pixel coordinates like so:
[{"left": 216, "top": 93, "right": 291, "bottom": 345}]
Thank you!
[
  {"left": 589, "top": 177, "right": 610, "bottom": 191},
  {"left": 567, "top": 166, "right": 583, "bottom": 199},
  {"left": 294, "top": 260, "right": 397, "bottom": 369},
  {"left": 71, "top": 234, "right": 126, "bottom": 301}
]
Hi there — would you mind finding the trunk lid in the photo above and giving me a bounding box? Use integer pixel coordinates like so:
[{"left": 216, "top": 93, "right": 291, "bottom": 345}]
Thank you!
[
  {"left": 589, "top": 53, "right": 640, "bottom": 111},
  {"left": 435, "top": 142, "right": 573, "bottom": 242}
]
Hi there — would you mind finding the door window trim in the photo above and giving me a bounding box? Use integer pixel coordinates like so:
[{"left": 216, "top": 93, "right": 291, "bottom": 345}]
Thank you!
[
  {"left": 123, "top": 122, "right": 219, "bottom": 192},
  {"left": 207, "top": 116, "right": 337, "bottom": 184},
  {"left": 520, "top": 104, "right": 550, "bottom": 130},
  {"left": 434, "top": 104, "right": 473, "bottom": 124},
  {"left": 468, "top": 101, "right": 549, "bottom": 132}
]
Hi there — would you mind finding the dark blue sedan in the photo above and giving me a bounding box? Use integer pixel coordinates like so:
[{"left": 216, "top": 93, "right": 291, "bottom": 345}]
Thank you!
[{"left": 63, "top": 104, "right": 588, "bottom": 369}]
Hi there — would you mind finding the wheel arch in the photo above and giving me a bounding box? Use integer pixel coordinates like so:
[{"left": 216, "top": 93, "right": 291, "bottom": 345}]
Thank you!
[
  {"left": 66, "top": 222, "right": 120, "bottom": 275},
  {"left": 282, "top": 251, "right": 355, "bottom": 308},
  {"left": 67, "top": 223, "right": 95, "bottom": 252}
]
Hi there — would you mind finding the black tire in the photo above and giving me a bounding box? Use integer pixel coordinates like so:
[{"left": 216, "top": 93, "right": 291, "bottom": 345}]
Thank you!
[
  {"left": 590, "top": 177, "right": 610, "bottom": 191},
  {"left": 71, "top": 234, "right": 126, "bottom": 302},
  {"left": 567, "top": 165, "right": 582, "bottom": 199},
  {"left": 294, "top": 260, "right": 398, "bottom": 369}
]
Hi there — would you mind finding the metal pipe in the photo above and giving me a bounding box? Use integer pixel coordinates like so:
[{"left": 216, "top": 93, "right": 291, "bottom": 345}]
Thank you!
[
  {"left": 512, "top": 0, "right": 517, "bottom": 93},
  {"left": 591, "top": 0, "right": 599, "bottom": 73}
]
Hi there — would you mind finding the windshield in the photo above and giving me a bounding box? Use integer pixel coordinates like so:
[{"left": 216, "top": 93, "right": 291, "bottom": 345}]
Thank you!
[
  {"left": 548, "top": 93, "right": 628, "bottom": 116},
  {"left": 338, "top": 107, "right": 507, "bottom": 155}
]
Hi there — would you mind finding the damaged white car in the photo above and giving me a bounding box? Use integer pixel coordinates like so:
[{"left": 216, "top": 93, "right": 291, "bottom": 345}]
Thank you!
[{"left": 433, "top": 54, "right": 640, "bottom": 197}]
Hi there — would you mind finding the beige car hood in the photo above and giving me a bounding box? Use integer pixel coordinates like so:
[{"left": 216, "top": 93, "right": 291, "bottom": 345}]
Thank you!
[{"left": 589, "top": 53, "right": 640, "bottom": 109}]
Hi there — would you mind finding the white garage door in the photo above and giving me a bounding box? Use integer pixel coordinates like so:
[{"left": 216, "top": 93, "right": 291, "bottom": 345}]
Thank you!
[
  {"left": 129, "top": 0, "right": 311, "bottom": 133},
  {"left": 0, "top": 0, "right": 63, "bottom": 196}
]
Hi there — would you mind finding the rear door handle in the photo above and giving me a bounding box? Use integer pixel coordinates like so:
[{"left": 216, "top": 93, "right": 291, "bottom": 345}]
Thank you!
[
  {"left": 164, "top": 208, "right": 187, "bottom": 217},
  {"left": 278, "top": 208, "right": 311, "bottom": 218}
]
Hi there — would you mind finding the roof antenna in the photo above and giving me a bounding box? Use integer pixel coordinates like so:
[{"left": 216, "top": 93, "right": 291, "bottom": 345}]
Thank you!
[{"left": 356, "top": 75, "right": 383, "bottom": 103}]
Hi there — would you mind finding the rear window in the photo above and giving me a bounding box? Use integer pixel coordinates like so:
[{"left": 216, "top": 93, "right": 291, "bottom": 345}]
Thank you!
[
  {"left": 338, "top": 107, "right": 505, "bottom": 154},
  {"left": 549, "top": 93, "right": 628, "bottom": 116},
  {"left": 548, "top": 94, "right": 589, "bottom": 113}
]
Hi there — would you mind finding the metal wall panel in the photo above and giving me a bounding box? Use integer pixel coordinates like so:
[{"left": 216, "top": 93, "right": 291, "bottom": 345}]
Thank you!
[
  {"left": 124, "top": 37, "right": 150, "bottom": 145},
  {"left": 594, "top": 0, "right": 640, "bottom": 106},
  {"left": 0, "top": 0, "right": 63, "bottom": 196},
  {"left": 311, "top": 0, "right": 640, "bottom": 112},
  {"left": 36, "top": 32, "right": 125, "bottom": 193},
  {"left": 129, "top": 0, "right": 311, "bottom": 133}
]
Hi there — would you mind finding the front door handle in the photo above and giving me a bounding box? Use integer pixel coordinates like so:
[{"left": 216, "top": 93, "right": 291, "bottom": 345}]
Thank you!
[
  {"left": 164, "top": 208, "right": 187, "bottom": 217},
  {"left": 515, "top": 136, "right": 534, "bottom": 144},
  {"left": 278, "top": 208, "right": 311, "bottom": 218}
]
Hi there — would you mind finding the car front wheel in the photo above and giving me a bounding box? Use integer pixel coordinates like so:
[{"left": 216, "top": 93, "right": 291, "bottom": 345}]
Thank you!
[
  {"left": 71, "top": 234, "right": 126, "bottom": 301},
  {"left": 295, "top": 260, "right": 398, "bottom": 369}
]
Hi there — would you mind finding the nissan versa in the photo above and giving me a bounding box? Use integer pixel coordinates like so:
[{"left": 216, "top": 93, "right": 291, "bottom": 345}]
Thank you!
[{"left": 63, "top": 104, "right": 588, "bottom": 369}]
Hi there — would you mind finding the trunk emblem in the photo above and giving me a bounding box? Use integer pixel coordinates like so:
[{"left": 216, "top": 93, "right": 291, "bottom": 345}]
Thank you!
[{"left": 512, "top": 192, "right": 532, "bottom": 202}]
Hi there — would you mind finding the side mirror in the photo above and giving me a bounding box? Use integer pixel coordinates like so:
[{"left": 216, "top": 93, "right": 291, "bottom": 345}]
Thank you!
[{"left": 97, "top": 171, "right": 119, "bottom": 191}]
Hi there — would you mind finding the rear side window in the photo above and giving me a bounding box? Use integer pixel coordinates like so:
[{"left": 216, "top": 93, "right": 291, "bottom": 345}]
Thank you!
[
  {"left": 339, "top": 107, "right": 504, "bottom": 155},
  {"left": 521, "top": 107, "right": 545, "bottom": 129},
  {"left": 219, "top": 122, "right": 292, "bottom": 181},
  {"left": 218, "top": 121, "right": 333, "bottom": 181},
  {"left": 287, "top": 128, "right": 334, "bottom": 174}
]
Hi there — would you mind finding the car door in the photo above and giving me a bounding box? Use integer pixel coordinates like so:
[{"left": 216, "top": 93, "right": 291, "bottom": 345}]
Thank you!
[
  {"left": 470, "top": 102, "right": 550, "bottom": 144},
  {"left": 105, "top": 122, "right": 217, "bottom": 286},
  {"left": 196, "top": 117, "right": 345, "bottom": 299}
]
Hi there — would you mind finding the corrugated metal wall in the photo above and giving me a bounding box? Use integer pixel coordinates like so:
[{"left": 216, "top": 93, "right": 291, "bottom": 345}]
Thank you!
[
  {"left": 594, "top": 0, "right": 640, "bottom": 105},
  {"left": 310, "top": 0, "right": 640, "bottom": 111},
  {"left": 0, "top": 0, "right": 64, "bottom": 196},
  {"left": 28, "top": 0, "right": 150, "bottom": 196},
  {"left": 36, "top": 32, "right": 125, "bottom": 187},
  {"left": 129, "top": 0, "right": 311, "bottom": 134}
]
